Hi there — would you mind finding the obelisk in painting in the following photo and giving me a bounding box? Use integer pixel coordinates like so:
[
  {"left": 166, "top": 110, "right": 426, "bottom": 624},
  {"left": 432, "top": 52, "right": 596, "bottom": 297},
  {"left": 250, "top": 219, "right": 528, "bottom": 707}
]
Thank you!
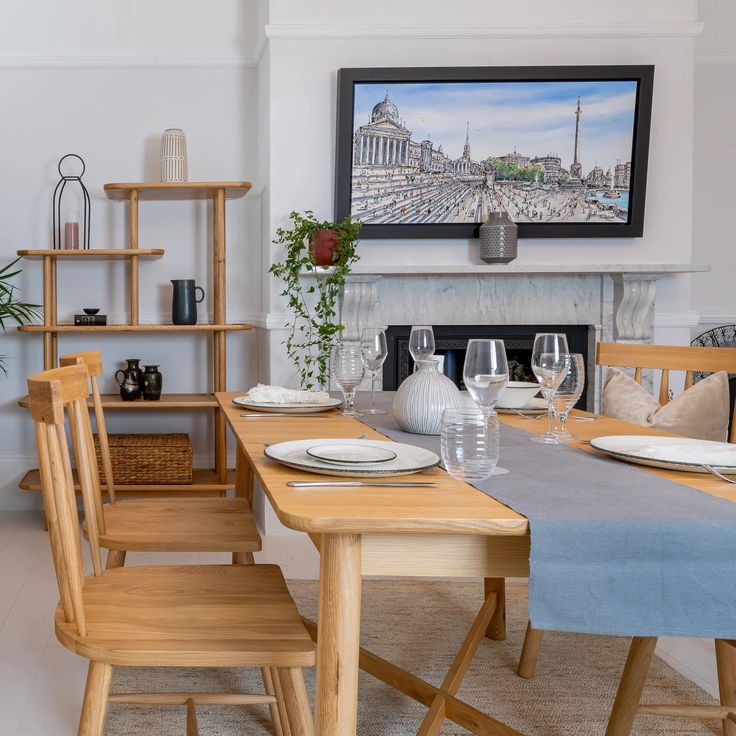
[{"left": 570, "top": 96, "right": 583, "bottom": 181}]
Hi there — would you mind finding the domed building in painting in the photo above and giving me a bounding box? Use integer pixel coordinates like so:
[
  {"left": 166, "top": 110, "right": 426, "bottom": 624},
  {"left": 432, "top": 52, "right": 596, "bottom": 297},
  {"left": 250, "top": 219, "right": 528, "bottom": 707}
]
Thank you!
[
  {"left": 353, "top": 92, "right": 412, "bottom": 167},
  {"left": 353, "top": 92, "right": 481, "bottom": 175}
]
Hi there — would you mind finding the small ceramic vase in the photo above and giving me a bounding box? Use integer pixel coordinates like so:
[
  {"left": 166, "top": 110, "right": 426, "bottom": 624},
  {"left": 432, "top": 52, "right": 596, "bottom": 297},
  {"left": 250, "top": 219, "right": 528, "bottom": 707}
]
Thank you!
[
  {"left": 115, "top": 362, "right": 140, "bottom": 402},
  {"left": 141, "top": 365, "right": 163, "bottom": 401},
  {"left": 160, "top": 128, "right": 188, "bottom": 182},
  {"left": 393, "top": 359, "right": 463, "bottom": 435}
]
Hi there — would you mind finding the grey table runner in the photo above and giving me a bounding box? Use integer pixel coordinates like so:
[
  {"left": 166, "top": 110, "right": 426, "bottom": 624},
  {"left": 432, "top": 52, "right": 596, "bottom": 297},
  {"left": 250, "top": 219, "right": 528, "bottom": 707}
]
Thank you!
[{"left": 358, "top": 393, "right": 736, "bottom": 637}]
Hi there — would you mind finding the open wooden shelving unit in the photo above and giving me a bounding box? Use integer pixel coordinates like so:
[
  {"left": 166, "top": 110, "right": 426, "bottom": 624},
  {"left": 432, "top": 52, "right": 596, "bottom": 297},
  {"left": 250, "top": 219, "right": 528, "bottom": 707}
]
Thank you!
[{"left": 18, "top": 180, "right": 253, "bottom": 497}]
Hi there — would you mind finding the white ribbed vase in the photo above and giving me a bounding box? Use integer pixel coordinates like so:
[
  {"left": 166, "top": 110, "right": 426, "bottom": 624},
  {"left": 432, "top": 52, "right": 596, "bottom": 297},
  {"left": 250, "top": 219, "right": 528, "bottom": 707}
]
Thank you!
[
  {"left": 160, "top": 128, "right": 188, "bottom": 182},
  {"left": 393, "top": 359, "right": 463, "bottom": 435}
]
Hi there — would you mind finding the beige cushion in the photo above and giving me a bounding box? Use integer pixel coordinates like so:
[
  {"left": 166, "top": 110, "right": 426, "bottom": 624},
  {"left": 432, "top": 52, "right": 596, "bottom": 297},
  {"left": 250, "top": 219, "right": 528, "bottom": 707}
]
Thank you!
[{"left": 602, "top": 367, "right": 730, "bottom": 442}]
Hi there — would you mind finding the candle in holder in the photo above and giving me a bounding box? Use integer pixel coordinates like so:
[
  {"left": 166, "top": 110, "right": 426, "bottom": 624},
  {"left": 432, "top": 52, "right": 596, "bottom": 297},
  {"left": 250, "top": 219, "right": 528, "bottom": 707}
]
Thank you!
[{"left": 64, "top": 214, "right": 80, "bottom": 249}]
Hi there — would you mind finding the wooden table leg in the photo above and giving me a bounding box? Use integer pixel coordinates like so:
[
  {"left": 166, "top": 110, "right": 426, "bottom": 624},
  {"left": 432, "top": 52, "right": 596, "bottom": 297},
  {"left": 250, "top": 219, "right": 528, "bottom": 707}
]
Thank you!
[
  {"left": 315, "top": 533, "right": 362, "bottom": 736},
  {"left": 716, "top": 640, "right": 736, "bottom": 736},
  {"left": 517, "top": 622, "right": 543, "bottom": 678},
  {"left": 605, "top": 636, "right": 656, "bottom": 736},
  {"left": 483, "top": 578, "right": 506, "bottom": 640}
]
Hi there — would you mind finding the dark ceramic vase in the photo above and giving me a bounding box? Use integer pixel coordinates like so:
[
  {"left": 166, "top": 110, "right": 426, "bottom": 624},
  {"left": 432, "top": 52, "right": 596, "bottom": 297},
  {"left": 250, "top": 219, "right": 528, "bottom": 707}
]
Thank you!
[
  {"left": 171, "top": 279, "right": 205, "bottom": 325},
  {"left": 142, "top": 365, "right": 162, "bottom": 401},
  {"left": 115, "top": 362, "right": 140, "bottom": 402}
]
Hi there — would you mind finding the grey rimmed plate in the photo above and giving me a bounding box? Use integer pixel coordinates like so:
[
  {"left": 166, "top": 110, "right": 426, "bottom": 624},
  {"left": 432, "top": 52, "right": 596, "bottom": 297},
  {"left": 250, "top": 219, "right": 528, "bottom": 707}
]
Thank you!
[{"left": 265, "top": 438, "right": 439, "bottom": 478}]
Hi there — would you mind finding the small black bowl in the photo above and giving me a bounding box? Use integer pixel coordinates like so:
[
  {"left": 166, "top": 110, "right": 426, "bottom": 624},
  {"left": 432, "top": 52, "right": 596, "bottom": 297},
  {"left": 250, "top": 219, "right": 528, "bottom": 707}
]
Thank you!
[{"left": 82, "top": 307, "right": 100, "bottom": 315}]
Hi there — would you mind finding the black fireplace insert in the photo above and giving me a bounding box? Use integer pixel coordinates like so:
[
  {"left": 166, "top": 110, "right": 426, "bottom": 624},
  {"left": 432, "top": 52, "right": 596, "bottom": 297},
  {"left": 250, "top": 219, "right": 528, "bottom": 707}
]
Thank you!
[{"left": 383, "top": 324, "right": 595, "bottom": 410}]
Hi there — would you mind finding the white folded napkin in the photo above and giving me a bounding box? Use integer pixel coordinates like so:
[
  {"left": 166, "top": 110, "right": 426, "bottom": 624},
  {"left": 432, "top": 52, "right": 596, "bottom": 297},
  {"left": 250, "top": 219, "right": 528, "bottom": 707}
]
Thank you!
[
  {"left": 247, "top": 384, "right": 331, "bottom": 404},
  {"left": 640, "top": 443, "right": 736, "bottom": 467}
]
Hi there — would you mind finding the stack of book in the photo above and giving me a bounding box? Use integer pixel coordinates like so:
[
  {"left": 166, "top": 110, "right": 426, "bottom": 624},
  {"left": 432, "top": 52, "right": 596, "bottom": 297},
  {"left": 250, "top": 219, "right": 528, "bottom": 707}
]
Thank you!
[{"left": 74, "top": 313, "right": 107, "bottom": 326}]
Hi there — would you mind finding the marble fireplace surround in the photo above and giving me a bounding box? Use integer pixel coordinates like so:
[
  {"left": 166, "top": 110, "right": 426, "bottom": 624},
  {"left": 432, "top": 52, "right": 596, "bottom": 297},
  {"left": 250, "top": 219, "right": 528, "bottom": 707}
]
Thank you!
[{"left": 324, "top": 263, "right": 709, "bottom": 407}]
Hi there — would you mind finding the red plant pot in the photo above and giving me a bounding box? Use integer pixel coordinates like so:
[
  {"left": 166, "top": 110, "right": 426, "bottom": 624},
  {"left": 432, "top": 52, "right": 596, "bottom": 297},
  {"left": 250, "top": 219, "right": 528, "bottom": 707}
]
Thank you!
[{"left": 310, "top": 228, "right": 339, "bottom": 266}]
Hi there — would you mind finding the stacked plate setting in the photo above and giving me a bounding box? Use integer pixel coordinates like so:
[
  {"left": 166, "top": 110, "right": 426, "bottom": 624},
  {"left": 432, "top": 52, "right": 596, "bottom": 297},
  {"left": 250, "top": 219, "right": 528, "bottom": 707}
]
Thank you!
[
  {"left": 233, "top": 396, "right": 342, "bottom": 413},
  {"left": 264, "top": 439, "right": 440, "bottom": 478}
]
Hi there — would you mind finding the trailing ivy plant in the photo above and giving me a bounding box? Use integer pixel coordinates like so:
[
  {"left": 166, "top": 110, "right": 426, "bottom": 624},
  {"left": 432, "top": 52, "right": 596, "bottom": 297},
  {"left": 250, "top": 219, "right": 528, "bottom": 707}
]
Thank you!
[
  {"left": 0, "top": 257, "right": 42, "bottom": 375},
  {"left": 269, "top": 211, "right": 362, "bottom": 389}
]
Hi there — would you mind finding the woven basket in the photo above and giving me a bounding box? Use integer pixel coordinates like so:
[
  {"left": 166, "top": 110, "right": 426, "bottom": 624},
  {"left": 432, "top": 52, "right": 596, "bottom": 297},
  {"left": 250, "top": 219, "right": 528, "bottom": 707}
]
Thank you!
[{"left": 95, "top": 433, "right": 192, "bottom": 485}]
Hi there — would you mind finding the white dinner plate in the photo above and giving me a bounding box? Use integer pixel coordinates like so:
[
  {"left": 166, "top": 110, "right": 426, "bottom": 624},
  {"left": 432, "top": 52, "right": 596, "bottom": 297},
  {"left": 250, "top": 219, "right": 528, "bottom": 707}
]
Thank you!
[
  {"left": 589, "top": 435, "right": 736, "bottom": 474},
  {"left": 265, "top": 438, "right": 439, "bottom": 477},
  {"left": 306, "top": 443, "right": 397, "bottom": 465},
  {"left": 232, "top": 396, "right": 342, "bottom": 413},
  {"left": 496, "top": 397, "right": 548, "bottom": 416}
]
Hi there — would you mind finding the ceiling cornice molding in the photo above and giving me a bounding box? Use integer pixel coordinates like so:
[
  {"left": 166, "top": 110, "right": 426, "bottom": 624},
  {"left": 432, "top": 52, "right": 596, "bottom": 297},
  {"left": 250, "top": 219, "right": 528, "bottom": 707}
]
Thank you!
[
  {"left": 0, "top": 54, "right": 258, "bottom": 70},
  {"left": 265, "top": 21, "right": 704, "bottom": 41}
]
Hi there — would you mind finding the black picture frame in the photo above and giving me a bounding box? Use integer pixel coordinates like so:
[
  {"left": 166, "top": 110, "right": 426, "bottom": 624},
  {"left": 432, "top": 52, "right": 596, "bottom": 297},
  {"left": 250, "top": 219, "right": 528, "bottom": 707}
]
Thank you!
[{"left": 335, "top": 65, "right": 654, "bottom": 239}]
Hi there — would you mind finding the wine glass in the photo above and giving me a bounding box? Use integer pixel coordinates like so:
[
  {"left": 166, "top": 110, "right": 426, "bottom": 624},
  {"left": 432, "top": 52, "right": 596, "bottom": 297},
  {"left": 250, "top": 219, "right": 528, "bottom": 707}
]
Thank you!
[
  {"left": 552, "top": 353, "right": 585, "bottom": 441},
  {"left": 530, "top": 333, "right": 570, "bottom": 445},
  {"left": 463, "top": 339, "right": 509, "bottom": 475},
  {"left": 330, "top": 343, "right": 365, "bottom": 416},
  {"left": 409, "top": 325, "right": 435, "bottom": 366},
  {"left": 359, "top": 327, "right": 388, "bottom": 415},
  {"left": 463, "top": 339, "right": 509, "bottom": 419}
]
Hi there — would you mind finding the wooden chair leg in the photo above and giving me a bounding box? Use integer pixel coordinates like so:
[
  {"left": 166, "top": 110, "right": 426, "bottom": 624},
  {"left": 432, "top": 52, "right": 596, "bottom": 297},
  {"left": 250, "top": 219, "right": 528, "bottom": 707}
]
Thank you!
[
  {"left": 277, "top": 668, "right": 314, "bottom": 736},
  {"left": 605, "top": 636, "right": 657, "bottom": 736},
  {"left": 272, "top": 666, "right": 293, "bottom": 736},
  {"left": 185, "top": 698, "right": 199, "bottom": 736},
  {"left": 261, "top": 667, "right": 285, "bottom": 736},
  {"left": 105, "top": 549, "right": 126, "bottom": 569},
  {"left": 232, "top": 551, "right": 255, "bottom": 565},
  {"left": 483, "top": 578, "right": 506, "bottom": 640},
  {"left": 517, "top": 621, "right": 543, "bottom": 678},
  {"left": 78, "top": 661, "right": 112, "bottom": 736},
  {"left": 716, "top": 640, "right": 736, "bottom": 736}
]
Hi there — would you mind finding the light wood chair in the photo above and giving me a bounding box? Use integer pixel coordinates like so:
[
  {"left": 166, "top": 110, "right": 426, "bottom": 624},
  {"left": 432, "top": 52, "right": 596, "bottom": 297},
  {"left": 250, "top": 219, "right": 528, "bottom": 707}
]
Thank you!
[
  {"left": 516, "top": 342, "right": 736, "bottom": 734},
  {"left": 58, "top": 350, "right": 261, "bottom": 568},
  {"left": 28, "top": 363, "right": 315, "bottom": 736}
]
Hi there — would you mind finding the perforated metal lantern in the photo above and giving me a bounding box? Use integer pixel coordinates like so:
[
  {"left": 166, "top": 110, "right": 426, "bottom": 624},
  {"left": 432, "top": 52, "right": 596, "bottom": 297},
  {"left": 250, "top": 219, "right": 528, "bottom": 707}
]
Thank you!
[{"left": 479, "top": 212, "right": 517, "bottom": 264}]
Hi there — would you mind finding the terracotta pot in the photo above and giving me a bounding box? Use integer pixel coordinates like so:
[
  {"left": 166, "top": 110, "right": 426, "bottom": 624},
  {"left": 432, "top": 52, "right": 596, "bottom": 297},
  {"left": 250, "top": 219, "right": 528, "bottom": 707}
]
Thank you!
[{"left": 310, "top": 228, "right": 339, "bottom": 266}]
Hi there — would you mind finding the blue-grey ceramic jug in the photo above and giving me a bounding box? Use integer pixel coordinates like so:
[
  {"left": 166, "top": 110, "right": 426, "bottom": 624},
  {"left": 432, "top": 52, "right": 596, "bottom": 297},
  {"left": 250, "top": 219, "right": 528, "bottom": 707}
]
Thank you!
[{"left": 171, "top": 279, "right": 205, "bottom": 325}]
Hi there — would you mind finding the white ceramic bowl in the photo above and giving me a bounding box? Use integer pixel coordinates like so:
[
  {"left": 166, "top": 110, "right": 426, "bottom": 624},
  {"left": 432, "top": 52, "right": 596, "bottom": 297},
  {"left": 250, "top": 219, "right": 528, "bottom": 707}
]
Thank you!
[{"left": 495, "top": 381, "right": 541, "bottom": 409}]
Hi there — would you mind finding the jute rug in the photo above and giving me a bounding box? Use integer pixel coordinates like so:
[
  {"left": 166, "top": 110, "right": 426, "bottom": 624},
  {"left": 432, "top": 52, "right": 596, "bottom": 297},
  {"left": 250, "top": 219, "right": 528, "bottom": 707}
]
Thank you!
[{"left": 108, "top": 580, "right": 719, "bottom": 735}]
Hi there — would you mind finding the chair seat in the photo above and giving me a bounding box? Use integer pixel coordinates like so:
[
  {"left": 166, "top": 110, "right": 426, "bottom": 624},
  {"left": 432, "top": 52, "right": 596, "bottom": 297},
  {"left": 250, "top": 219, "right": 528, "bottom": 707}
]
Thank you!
[
  {"left": 55, "top": 564, "right": 316, "bottom": 668},
  {"left": 93, "top": 498, "right": 261, "bottom": 553}
]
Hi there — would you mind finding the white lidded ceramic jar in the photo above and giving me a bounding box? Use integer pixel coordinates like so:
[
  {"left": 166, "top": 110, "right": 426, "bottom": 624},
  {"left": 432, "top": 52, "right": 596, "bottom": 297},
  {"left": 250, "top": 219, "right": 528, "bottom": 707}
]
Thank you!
[{"left": 393, "top": 359, "right": 463, "bottom": 435}]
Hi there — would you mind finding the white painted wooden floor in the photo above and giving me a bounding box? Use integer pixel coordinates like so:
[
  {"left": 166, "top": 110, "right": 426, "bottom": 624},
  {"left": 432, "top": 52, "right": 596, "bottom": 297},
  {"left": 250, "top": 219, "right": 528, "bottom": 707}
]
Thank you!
[{"left": 0, "top": 511, "right": 242, "bottom": 736}]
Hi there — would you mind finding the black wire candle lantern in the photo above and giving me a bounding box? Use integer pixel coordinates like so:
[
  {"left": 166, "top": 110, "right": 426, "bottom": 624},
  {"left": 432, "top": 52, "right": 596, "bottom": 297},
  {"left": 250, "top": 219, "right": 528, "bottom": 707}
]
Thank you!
[{"left": 52, "top": 154, "right": 90, "bottom": 249}]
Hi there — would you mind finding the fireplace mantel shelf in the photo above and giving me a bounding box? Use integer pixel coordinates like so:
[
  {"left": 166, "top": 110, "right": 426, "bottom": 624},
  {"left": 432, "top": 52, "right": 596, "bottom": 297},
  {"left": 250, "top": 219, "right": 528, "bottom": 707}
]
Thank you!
[{"left": 343, "top": 263, "right": 709, "bottom": 276}]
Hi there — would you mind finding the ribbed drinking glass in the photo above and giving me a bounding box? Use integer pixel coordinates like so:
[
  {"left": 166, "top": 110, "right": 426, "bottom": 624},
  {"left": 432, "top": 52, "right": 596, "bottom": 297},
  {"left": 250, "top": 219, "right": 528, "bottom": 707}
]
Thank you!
[{"left": 441, "top": 407, "right": 500, "bottom": 484}]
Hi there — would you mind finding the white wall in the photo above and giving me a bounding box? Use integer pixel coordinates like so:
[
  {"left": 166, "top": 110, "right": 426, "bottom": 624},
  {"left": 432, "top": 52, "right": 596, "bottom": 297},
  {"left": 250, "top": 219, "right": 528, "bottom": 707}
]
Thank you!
[
  {"left": 692, "top": 0, "right": 736, "bottom": 330},
  {"left": 262, "top": 1, "right": 701, "bottom": 387},
  {"left": 0, "top": 3, "right": 263, "bottom": 509}
]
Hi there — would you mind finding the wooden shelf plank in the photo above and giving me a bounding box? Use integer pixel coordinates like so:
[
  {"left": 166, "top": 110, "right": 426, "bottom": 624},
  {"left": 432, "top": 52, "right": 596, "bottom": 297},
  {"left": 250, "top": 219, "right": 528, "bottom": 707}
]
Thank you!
[
  {"left": 17, "top": 249, "right": 165, "bottom": 259},
  {"left": 20, "top": 468, "right": 235, "bottom": 494},
  {"left": 104, "top": 182, "right": 252, "bottom": 202},
  {"left": 17, "top": 323, "right": 252, "bottom": 333},
  {"left": 18, "top": 392, "right": 218, "bottom": 410}
]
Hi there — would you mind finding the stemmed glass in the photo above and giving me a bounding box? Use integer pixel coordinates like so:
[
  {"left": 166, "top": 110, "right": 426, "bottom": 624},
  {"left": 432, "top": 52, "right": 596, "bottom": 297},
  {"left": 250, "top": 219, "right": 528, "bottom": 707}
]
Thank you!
[
  {"left": 330, "top": 343, "right": 365, "bottom": 416},
  {"left": 553, "top": 353, "right": 586, "bottom": 442},
  {"left": 409, "top": 325, "right": 435, "bottom": 365},
  {"left": 530, "top": 333, "right": 570, "bottom": 445},
  {"left": 359, "top": 327, "right": 388, "bottom": 415},
  {"left": 462, "top": 339, "right": 509, "bottom": 475}
]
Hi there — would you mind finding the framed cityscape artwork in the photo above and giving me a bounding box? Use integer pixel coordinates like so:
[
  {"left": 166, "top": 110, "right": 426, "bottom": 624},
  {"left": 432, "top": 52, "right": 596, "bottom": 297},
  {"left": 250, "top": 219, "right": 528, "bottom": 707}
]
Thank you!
[{"left": 334, "top": 66, "right": 654, "bottom": 239}]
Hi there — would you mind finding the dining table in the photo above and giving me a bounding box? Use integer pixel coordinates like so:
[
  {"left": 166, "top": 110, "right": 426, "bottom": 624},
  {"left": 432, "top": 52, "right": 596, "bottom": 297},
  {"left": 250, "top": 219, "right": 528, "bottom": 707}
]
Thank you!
[{"left": 216, "top": 391, "right": 736, "bottom": 736}]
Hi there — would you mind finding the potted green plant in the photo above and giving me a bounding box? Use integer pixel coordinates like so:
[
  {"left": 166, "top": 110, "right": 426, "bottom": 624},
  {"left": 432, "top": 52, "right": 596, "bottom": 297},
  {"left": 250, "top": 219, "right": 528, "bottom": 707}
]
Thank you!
[
  {"left": 269, "top": 210, "right": 362, "bottom": 389},
  {"left": 0, "top": 257, "right": 42, "bottom": 375}
]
